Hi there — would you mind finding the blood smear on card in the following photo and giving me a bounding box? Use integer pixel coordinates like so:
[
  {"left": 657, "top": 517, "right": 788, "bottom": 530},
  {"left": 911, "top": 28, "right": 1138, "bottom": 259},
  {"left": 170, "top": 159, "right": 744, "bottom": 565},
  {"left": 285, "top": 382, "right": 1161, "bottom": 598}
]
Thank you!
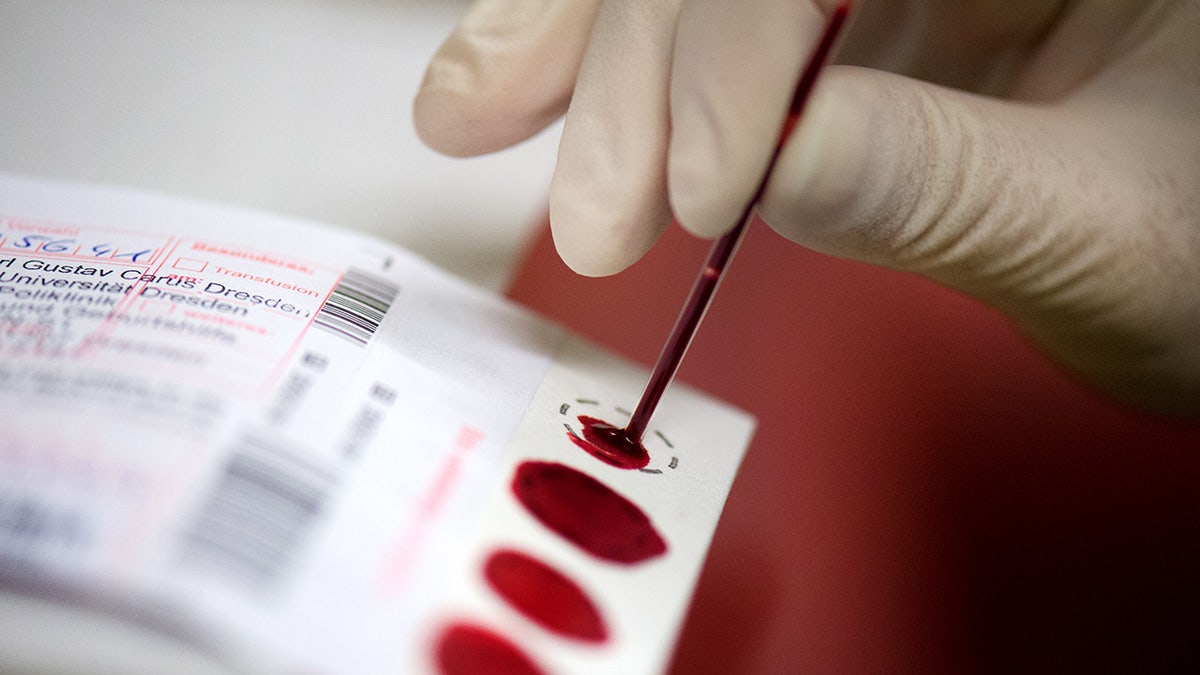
[
  {"left": 435, "top": 623, "right": 544, "bottom": 675},
  {"left": 511, "top": 461, "right": 667, "bottom": 564},
  {"left": 569, "top": 415, "right": 650, "bottom": 470},
  {"left": 484, "top": 549, "right": 608, "bottom": 643}
]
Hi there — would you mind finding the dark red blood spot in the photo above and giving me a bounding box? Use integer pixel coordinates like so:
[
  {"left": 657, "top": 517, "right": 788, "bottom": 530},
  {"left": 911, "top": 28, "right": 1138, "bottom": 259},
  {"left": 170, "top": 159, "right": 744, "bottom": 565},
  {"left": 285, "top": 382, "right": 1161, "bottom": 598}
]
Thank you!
[
  {"left": 569, "top": 415, "right": 650, "bottom": 469},
  {"left": 484, "top": 549, "right": 608, "bottom": 643},
  {"left": 511, "top": 461, "right": 667, "bottom": 564},
  {"left": 435, "top": 623, "right": 544, "bottom": 675}
]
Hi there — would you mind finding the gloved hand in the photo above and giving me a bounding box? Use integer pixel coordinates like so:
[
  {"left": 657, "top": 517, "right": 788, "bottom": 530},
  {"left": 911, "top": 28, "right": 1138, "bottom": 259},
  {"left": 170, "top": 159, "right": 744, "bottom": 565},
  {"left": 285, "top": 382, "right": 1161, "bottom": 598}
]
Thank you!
[{"left": 413, "top": 0, "right": 1200, "bottom": 416}]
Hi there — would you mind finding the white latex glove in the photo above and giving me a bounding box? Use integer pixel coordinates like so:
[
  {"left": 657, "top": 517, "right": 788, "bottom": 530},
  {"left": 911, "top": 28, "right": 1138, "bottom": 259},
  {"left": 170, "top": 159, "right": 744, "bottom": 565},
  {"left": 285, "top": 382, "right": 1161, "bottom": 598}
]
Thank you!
[{"left": 414, "top": 0, "right": 1200, "bottom": 416}]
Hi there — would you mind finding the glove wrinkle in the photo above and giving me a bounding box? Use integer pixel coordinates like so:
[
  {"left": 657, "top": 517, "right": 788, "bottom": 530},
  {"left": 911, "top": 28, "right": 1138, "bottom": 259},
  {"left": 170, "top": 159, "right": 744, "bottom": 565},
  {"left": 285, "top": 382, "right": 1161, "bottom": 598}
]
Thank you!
[{"left": 763, "top": 58, "right": 1200, "bottom": 414}]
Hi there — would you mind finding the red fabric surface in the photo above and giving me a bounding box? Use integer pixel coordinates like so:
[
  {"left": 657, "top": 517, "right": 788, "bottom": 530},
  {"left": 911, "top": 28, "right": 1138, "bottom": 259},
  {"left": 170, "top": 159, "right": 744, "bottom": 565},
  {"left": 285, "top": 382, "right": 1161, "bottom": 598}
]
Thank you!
[{"left": 505, "top": 216, "right": 1200, "bottom": 673}]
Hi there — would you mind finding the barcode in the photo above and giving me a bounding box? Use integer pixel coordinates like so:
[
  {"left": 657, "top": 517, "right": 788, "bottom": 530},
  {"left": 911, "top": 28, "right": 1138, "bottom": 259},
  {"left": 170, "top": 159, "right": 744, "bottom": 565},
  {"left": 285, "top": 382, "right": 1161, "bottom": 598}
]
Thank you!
[
  {"left": 174, "top": 433, "right": 336, "bottom": 594},
  {"left": 313, "top": 268, "right": 399, "bottom": 345},
  {"left": 0, "top": 493, "right": 88, "bottom": 554}
]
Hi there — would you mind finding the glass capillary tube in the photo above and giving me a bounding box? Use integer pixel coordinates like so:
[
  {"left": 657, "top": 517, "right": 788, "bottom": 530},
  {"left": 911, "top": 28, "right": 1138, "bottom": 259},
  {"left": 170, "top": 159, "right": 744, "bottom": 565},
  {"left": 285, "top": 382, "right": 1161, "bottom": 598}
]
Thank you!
[{"left": 622, "top": 3, "right": 852, "bottom": 443}]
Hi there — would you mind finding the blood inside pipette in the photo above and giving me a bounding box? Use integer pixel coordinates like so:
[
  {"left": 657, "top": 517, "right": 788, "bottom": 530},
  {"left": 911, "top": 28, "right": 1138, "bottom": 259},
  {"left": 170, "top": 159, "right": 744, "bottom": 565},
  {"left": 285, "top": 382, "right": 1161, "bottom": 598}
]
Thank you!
[{"left": 571, "top": 4, "right": 851, "bottom": 466}]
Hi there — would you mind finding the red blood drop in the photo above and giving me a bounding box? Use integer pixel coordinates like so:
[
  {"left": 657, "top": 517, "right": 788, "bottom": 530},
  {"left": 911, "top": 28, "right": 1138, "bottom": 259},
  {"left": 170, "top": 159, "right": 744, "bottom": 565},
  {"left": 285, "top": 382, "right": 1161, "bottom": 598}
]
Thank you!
[
  {"left": 511, "top": 461, "right": 667, "bottom": 564},
  {"left": 435, "top": 623, "right": 544, "bottom": 675},
  {"left": 569, "top": 415, "right": 650, "bottom": 469},
  {"left": 484, "top": 549, "right": 608, "bottom": 643}
]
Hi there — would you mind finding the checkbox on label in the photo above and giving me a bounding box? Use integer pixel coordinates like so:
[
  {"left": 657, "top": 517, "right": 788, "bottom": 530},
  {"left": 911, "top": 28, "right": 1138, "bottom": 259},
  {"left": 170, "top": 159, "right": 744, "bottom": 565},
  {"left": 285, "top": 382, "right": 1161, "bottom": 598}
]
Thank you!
[{"left": 173, "top": 257, "right": 207, "bottom": 272}]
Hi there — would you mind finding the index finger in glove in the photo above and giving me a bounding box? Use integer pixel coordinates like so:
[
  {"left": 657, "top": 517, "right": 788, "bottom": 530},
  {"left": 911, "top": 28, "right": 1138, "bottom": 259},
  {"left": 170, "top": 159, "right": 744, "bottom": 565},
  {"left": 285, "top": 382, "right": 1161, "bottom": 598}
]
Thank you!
[
  {"left": 548, "top": 0, "right": 684, "bottom": 276},
  {"left": 668, "top": 0, "right": 833, "bottom": 238}
]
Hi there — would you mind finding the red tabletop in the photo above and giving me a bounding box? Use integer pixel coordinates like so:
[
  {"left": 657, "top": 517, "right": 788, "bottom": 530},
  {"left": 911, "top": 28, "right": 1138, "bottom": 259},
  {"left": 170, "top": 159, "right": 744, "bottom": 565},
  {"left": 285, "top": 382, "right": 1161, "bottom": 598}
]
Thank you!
[{"left": 506, "top": 216, "right": 1200, "bottom": 673}]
